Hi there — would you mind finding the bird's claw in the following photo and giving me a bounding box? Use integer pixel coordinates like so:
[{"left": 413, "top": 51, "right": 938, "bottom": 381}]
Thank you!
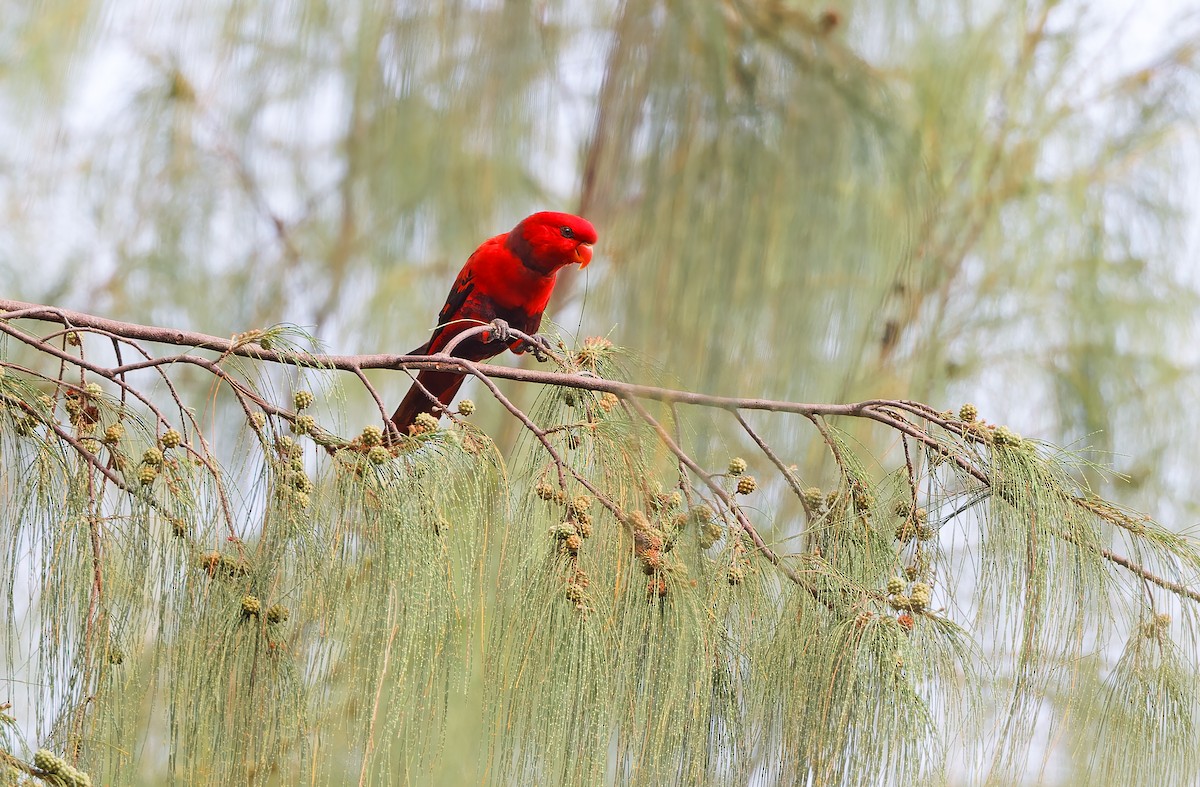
[
  {"left": 520, "top": 333, "right": 554, "bottom": 362},
  {"left": 485, "top": 318, "right": 511, "bottom": 344}
]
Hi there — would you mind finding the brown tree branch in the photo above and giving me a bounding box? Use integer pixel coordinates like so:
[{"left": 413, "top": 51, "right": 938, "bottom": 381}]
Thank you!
[{"left": 0, "top": 299, "right": 998, "bottom": 440}]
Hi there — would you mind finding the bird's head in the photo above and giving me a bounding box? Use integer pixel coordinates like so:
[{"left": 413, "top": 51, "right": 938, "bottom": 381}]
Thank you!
[{"left": 508, "top": 211, "right": 597, "bottom": 274}]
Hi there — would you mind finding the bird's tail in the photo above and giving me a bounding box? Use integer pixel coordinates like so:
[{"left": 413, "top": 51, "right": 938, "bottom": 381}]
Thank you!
[{"left": 389, "top": 370, "right": 465, "bottom": 440}]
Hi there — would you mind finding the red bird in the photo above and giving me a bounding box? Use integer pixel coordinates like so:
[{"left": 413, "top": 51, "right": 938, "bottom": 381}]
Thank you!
[{"left": 390, "top": 211, "right": 597, "bottom": 435}]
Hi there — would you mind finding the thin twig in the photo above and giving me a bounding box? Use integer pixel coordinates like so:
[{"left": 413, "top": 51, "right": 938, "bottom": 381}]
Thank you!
[
  {"left": 734, "top": 410, "right": 809, "bottom": 511},
  {"left": 625, "top": 396, "right": 803, "bottom": 586},
  {"left": 349, "top": 365, "right": 394, "bottom": 433},
  {"left": 455, "top": 358, "right": 629, "bottom": 535}
]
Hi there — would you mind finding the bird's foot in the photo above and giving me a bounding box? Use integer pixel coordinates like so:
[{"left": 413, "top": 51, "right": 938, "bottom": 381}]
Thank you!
[
  {"left": 484, "top": 318, "right": 511, "bottom": 344},
  {"left": 518, "top": 333, "right": 554, "bottom": 362}
]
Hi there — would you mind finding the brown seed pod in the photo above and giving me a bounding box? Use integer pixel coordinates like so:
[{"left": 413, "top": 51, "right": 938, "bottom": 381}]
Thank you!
[{"left": 641, "top": 548, "right": 663, "bottom": 574}]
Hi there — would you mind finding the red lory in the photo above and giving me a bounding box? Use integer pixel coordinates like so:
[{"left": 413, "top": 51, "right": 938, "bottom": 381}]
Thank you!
[{"left": 390, "top": 211, "right": 597, "bottom": 435}]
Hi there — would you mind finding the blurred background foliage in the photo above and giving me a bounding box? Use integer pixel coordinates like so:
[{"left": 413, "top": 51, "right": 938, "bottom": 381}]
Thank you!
[{"left": 2, "top": 0, "right": 1199, "bottom": 783}]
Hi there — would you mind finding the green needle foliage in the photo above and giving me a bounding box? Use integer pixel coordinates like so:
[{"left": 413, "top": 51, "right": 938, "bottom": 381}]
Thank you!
[{"left": 0, "top": 329, "right": 1196, "bottom": 785}]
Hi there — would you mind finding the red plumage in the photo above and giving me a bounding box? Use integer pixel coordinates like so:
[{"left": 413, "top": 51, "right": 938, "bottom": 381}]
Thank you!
[{"left": 390, "top": 211, "right": 597, "bottom": 436}]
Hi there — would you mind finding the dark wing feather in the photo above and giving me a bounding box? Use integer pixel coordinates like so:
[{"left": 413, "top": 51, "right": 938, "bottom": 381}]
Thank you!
[
  {"left": 422, "top": 270, "right": 476, "bottom": 354},
  {"left": 438, "top": 270, "right": 475, "bottom": 323}
]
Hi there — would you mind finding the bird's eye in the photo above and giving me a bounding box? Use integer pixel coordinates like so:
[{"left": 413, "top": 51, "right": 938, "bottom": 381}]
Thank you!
[{"left": 560, "top": 226, "right": 574, "bottom": 239}]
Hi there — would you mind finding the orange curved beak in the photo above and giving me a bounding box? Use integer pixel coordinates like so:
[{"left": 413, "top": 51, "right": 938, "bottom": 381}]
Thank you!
[{"left": 573, "top": 243, "right": 593, "bottom": 268}]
